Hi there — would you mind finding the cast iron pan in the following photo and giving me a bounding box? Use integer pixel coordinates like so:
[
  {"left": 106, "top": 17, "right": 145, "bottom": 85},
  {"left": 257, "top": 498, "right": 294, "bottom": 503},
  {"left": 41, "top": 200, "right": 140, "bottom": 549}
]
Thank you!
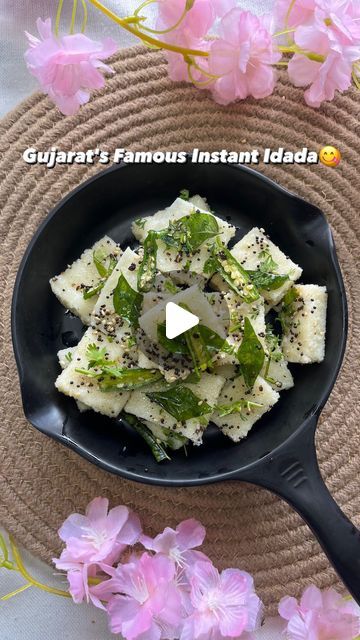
[{"left": 12, "top": 163, "right": 360, "bottom": 602}]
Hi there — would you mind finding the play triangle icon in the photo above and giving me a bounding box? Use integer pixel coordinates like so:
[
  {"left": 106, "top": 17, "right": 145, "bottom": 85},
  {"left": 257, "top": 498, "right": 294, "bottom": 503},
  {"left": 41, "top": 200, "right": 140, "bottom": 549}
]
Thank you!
[{"left": 165, "top": 302, "right": 199, "bottom": 339}]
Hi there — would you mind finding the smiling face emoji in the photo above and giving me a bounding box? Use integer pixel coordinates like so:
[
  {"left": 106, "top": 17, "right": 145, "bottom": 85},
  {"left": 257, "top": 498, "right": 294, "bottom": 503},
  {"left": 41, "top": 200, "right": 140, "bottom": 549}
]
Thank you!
[{"left": 319, "top": 146, "right": 341, "bottom": 167}]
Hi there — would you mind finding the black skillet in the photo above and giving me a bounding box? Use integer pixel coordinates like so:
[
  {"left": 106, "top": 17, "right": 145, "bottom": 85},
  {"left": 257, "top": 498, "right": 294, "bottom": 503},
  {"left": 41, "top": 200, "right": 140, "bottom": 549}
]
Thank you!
[{"left": 11, "top": 162, "right": 360, "bottom": 602}]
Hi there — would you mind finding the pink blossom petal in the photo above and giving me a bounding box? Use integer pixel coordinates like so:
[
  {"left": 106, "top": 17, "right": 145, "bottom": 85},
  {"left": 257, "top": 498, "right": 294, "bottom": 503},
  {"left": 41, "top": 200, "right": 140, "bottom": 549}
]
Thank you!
[
  {"left": 176, "top": 518, "right": 206, "bottom": 550},
  {"left": 36, "top": 17, "right": 53, "bottom": 40},
  {"left": 279, "top": 596, "right": 299, "bottom": 620},
  {"left": 287, "top": 54, "right": 320, "bottom": 87}
]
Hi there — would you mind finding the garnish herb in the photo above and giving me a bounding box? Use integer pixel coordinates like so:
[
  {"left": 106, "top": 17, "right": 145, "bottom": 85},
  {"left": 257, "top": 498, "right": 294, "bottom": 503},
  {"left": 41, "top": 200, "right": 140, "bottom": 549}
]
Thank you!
[
  {"left": 184, "top": 325, "right": 213, "bottom": 377},
  {"left": 236, "top": 317, "right": 265, "bottom": 388},
  {"left": 157, "top": 323, "right": 188, "bottom": 355},
  {"left": 65, "top": 351, "right": 73, "bottom": 363},
  {"left": 137, "top": 231, "right": 158, "bottom": 292},
  {"left": 157, "top": 321, "right": 233, "bottom": 361},
  {"left": 164, "top": 279, "right": 179, "bottom": 294},
  {"left": 179, "top": 188, "right": 190, "bottom": 201},
  {"left": 83, "top": 249, "right": 118, "bottom": 299},
  {"left": 121, "top": 412, "right": 170, "bottom": 463},
  {"left": 263, "top": 324, "right": 283, "bottom": 383},
  {"left": 277, "top": 287, "right": 299, "bottom": 331},
  {"left": 216, "top": 399, "right": 263, "bottom": 418},
  {"left": 161, "top": 427, "right": 188, "bottom": 450},
  {"left": 160, "top": 212, "right": 219, "bottom": 254},
  {"left": 246, "top": 249, "right": 289, "bottom": 292},
  {"left": 147, "top": 385, "right": 212, "bottom": 422},
  {"left": 113, "top": 274, "right": 143, "bottom": 328},
  {"left": 134, "top": 217, "right": 146, "bottom": 229},
  {"left": 204, "top": 239, "right": 260, "bottom": 304},
  {"left": 76, "top": 344, "right": 163, "bottom": 391}
]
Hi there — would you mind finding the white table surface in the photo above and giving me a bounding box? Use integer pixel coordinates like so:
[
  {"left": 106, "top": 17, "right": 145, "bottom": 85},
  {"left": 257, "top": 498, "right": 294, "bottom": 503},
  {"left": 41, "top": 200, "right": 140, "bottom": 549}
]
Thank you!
[{"left": 0, "top": 1, "right": 285, "bottom": 638}]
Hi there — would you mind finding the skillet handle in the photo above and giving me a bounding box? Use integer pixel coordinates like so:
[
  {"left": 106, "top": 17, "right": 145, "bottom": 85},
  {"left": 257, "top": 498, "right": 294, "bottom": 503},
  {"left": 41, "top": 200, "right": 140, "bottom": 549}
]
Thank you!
[{"left": 239, "top": 415, "right": 360, "bottom": 604}]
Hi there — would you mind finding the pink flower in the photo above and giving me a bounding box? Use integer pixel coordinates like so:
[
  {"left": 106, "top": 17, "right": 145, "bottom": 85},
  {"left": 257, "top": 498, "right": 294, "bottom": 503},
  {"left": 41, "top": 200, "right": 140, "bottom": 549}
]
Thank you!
[
  {"left": 287, "top": 3, "right": 360, "bottom": 107},
  {"left": 141, "top": 518, "right": 208, "bottom": 569},
  {"left": 24, "top": 18, "right": 118, "bottom": 115},
  {"left": 208, "top": 9, "right": 282, "bottom": 105},
  {"left": 180, "top": 561, "right": 263, "bottom": 640},
  {"left": 275, "top": 0, "right": 316, "bottom": 29},
  {"left": 157, "top": 0, "right": 235, "bottom": 83},
  {"left": 55, "top": 497, "right": 141, "bottom": 564},
  {"left": 100, "top": 553, "right": 182, "bottom": 640},
  {"left": 279, "top": 585, "right": 360, "bottom": 640},
  {"left": 61, "top": 562, "right": 106, "bottom": 609}
]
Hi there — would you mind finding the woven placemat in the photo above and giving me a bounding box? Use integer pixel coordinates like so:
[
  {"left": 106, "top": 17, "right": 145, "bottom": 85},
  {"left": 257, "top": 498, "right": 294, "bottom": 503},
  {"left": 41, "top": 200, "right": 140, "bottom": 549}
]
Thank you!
[{"left": 0, "top": 45, "right": 359, "bottom": 615}]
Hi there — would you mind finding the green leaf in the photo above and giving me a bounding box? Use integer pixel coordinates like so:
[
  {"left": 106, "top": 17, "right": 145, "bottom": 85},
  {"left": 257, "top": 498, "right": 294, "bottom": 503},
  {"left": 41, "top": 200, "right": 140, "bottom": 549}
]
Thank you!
[
  {"left": 204, "top": 239, "right": 260, "bottom": 304},
  {"left": 247, "top": 270, "right": 289, "bottom": 291},
  {"left": 197, "top": 325, "right": 234, "bottom": 355},
  {"left": 236, "top": 317, "right": 265, "bottom": 388},
  {"left": 85, "top": 343, "right": 108, "bottom": 369},
  {"left": 113, "top": 274, "right": 143, "bottom": 328},
  {"left": 277, "top": 287, "right": 299, "bottom": 331},
  {"left": 83, "top": 249, "right": 117, "bottom": 299},
  {"left": 147, "top": 385, "right": 212, "bottom": 422},
  {"left": 134, "top": 217, "right": 146, "bottom": 229},
  {"left": 258, "top": 249, "right": 278, "bottom": 272},
  {"left": 122, "top": 412, "right": 170, "bottom": 463},
  {"left": 184, "top": 325, "right": 213, "bottom": 377},
  {"left": 138, "top": 231, "right": 158, "bottom": 292},
  {"left": 157, "top": 323, "right": 188, "bottom": 355},
  {"left": 216, "top": 399, "right": 263, "bottom": 418},
  {"left": 93, "top": 248, "right": 109, "bottom": 278},
  {"left": 160, "top": 212, "right": 219, "bottom": 254},
  {"left": 179, "top": 188, "right": 190, "bottom": 201}
]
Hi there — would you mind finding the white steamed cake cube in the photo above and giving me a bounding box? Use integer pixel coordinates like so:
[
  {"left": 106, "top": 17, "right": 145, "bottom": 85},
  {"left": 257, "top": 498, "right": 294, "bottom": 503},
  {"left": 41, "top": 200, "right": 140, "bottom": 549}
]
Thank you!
[
  {"left": 57, "top": 347, "right": 89, "bottom": 412},
  {"left": 50, "top": 236, "right": 121, "bottom": 325},
  {"left": 281, "top": 284, "right": 327, "bottom": 363},
  {"left": 212, "top": 376, "right": 280, "bottom": 442},
  {"left": 143, "top": 421, "right": 185, "bottom": 450},
  {"left": 132, "top": 198, "right": 235, "bottom": 276},
  {"left": 188, "top": 194, "right": 210, "bottom": 211},
  {"left": 55, "top": 327, "right": 136, "bottom": 418},
  {"left": 124, "top": 372, "right": 225, "bottom": 445},
  {"left": 260, "top": 357, "right": 294, "bottom": 391},
  {"left": 139, "top": 284, "right": 226, "bottom": 344},
  {"left": 227, "top": 227, "right": 302, "bottom": 305},
  {"left": 91, "top": 247, "right": 140, "bottom": 339}
]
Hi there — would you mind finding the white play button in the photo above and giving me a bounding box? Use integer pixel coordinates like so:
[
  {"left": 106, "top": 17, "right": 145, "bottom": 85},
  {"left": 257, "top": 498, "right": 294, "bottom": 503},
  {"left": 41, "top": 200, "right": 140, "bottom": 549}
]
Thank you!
[{"left": 165, "top": 302, "right": 199, "bottom": 339}]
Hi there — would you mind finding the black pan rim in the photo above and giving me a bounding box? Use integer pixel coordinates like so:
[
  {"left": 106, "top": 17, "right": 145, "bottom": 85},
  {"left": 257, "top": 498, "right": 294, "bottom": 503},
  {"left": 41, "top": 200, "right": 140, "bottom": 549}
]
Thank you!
[{"left": 11, "top": 162, "right": 348, "bottom": 486}]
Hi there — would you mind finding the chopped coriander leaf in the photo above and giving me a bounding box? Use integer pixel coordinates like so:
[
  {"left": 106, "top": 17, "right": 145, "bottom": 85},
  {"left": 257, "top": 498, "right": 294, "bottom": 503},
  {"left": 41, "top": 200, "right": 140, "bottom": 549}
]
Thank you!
[
  {"left": 204, "top": 239, "right": 260, "bottom": 304},
  {"left": 236, "top": 317, "right": 265, "bottom": 388},
  {"left": 134, "top": 217, "right": 146, "bottom": 229},
  {"left": 113, "top": 274, "right": 143, "bottom": 328},
  {"left": 164, "top": 279, "right": 179, "bottom": 294},
  {"left": 122, "top": 412, "right": 170, "bottom": 463},
  {"left": 246, "top": 249, "right": 289, "bottom": 292},
  {"left": 160, "top": 212, "right": 219, "bottom": 254},
  {"left": 85, "top": 343, "right": 108, "bottom": 369},
  {"left": 179, "top": 188, "right": 190, "bottom": 201},
  {"left": 217, "top": 399, "right": 263, "bottom": 418},
  {"left": 83, "top": 249, "right": 118, "bottom": 299},
  {"left": 65, "top": 351, "right": 73, "bottom": 363},
  {"left": 147, "top": 385, "right": 212, "bottom": 422},
  {"left": 137, "top": 231, "right": 158, "bottom": 292}
]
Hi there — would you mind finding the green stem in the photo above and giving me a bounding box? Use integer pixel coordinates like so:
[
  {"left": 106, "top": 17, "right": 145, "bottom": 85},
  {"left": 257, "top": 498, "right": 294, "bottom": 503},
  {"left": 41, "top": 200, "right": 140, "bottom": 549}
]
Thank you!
[
  {"left": 55, "top": 0, "right": 64, "bottom": 36},
  {"left": 88, "top": 0, "right": 208, "bottom": 58},
  {"left": 135, "top": 0, "right": 188, "bottom": 34},
  {"left": 9, "top": 535, "right": 71, "bottom": 599},
  {"left": 80, "top": 0, "right": 88, "bottom": 32},
  {"left": 1, "top": 583, "right": 32, "bottom": 601},
  {"left": 70, "top": 0, "right": 78, "bottom": 34}
]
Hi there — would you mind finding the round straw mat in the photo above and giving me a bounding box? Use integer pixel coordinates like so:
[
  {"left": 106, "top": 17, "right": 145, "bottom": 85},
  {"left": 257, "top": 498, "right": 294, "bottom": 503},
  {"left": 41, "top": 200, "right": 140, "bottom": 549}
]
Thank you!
[{"left": 0, "top": 46, "right": 359, "bottom": 615}]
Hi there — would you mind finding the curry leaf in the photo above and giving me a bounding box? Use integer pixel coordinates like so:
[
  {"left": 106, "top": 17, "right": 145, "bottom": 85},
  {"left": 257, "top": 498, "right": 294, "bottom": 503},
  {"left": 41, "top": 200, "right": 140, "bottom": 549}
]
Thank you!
[
  {"left": 113, "top": 274, "right": 143, "bottom": 328},
  {"left": 247, "top": 270, "right": 289, "bottom": 291},
  {"left": 236, "top": 317, "right": 265, "bottom": 388},
  {"left": 160, "top": 212, "right": 219, "bottom": 254},
  {"left": 121, "top": 412, "right": 170, "bottom": 462},
  {"left": 147, "top": 385, "right": 212, "bottom": 422}
]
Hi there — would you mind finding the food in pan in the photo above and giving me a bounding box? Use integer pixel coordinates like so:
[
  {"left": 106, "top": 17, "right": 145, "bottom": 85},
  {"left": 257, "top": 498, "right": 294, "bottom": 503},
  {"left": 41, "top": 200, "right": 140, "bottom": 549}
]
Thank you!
[{"left": 50, "top": 193, "right": 327, "bottom": 460}]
